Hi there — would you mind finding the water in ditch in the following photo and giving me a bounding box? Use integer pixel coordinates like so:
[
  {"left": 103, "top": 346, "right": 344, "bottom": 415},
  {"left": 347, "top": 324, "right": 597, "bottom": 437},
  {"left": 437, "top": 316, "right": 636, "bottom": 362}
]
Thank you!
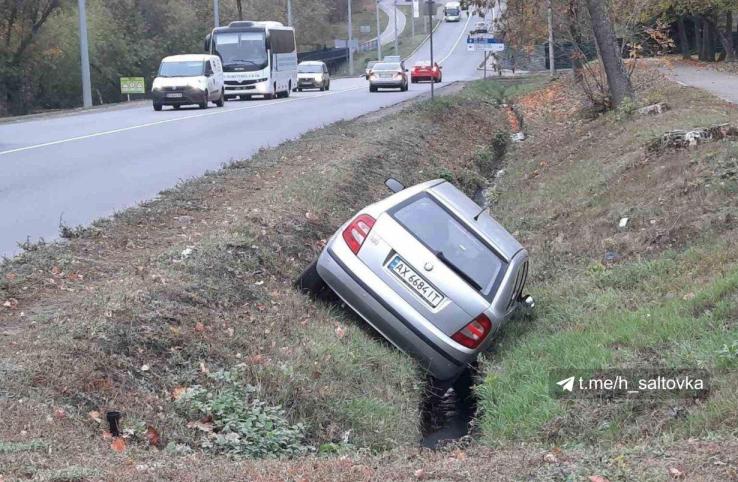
[{"left": 421, "top": 368, "right": 477, "bottom": 449}]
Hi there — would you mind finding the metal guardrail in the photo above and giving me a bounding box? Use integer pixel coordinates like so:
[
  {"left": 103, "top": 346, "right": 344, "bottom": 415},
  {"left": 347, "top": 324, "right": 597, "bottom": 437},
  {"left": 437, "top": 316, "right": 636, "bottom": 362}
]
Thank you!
[{"left": 297, "top": 48, "right": 350, "bottom": 73}]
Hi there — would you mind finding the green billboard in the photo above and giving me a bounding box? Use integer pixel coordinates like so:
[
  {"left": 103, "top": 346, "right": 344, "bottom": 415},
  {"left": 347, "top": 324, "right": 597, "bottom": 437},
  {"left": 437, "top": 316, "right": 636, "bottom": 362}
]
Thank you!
[{"left": 120, "top": 77, "right": 145, "bottom": 95}]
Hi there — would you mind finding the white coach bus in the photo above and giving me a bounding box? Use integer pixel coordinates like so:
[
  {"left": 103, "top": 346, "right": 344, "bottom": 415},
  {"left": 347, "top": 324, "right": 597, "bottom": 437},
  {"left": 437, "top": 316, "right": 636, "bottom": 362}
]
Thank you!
[{"left": 205, "top": 21, "right": 297, "bottom": 100}]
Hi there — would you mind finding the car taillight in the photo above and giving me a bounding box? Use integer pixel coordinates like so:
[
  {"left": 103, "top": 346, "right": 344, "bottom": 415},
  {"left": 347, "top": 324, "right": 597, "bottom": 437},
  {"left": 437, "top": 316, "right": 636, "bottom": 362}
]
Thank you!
[
  {"left": 342, "top": 214, "right": 376, "bottom": 254},
  {"left": 451, "top": 314, "right": 492, "bottom": 349}
]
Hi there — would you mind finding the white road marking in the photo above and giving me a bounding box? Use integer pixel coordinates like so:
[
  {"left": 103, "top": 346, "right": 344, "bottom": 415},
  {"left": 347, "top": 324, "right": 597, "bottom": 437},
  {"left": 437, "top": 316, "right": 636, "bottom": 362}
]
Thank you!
[
  {"left": 0, "top": 86, "right": 365, "bottom": 157},
  {"left": 439, "top": 14, "right": 473, "bottom": 65}
]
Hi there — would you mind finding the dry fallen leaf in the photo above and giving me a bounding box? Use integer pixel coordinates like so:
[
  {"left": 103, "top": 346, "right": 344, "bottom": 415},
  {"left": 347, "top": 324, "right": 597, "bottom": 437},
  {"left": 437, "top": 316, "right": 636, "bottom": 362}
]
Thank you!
[
  {"left": 111, "top": 437, "right": 126, "bottom": 453},
  {"left": 51, "top": 265, "right": 62, "bottom": 277},
  {"left": 140, "top": 364, "right": 150, "bottom": 372},
  {"left": 171, "top": 386, "right": 187, "bottom": 401},
  {"left": 88, "top": 410, "right": 103, "bottom": 423},
  {"left": 247, "top": 354, "right": 265, "bottom": 365},
  {"left": 335, "top": 325, "right": 346, "bottom": 339},
  {"left": 669, "top": 467, "right": 684, "bottom": 479},
  {"left": 146, "top": 426, "right": 161, "bottom": 447},
  {"left": 2, "top": 299, "right": 18, "bottom": 309},
  {"left": 414, "top": 468, "right": 425, "bottom": 479},
  {"left": 187, "top": 420, "right": 214, "bottom": 432},
  {"left": 194, "top": 321, "right": 205, "bottom": 333},
  {"left": 543, "top": 452, "right": 558, "bottom": 464}
]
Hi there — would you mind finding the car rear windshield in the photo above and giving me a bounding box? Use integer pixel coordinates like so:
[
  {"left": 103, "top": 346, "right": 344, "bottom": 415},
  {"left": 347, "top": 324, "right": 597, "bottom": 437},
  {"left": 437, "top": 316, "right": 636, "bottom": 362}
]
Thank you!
[
  {"left": 298, "top": 64, "right": 323, "bottom": 73},
  {"left": 158, "top": 61, "right": 205, "bottom": 77},
  {"left": 414, "top": 61, "right": 431, "bottom": 67},
  {"left": 373, "top": 62, "right": 400, "bottom": 70},
  {"left": 392, "top": 195, "right": 504, "bottom": 294}
]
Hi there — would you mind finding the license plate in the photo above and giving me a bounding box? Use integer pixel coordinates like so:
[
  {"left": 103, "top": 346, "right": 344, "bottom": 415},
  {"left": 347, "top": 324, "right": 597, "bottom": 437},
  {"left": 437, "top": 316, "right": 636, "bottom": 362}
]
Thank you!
[
  {"left": 388, "top": 255, "right": 445, "bottom": 308},
  {"left": 166, "top": 93, "right": 183, "bottom": 98}
]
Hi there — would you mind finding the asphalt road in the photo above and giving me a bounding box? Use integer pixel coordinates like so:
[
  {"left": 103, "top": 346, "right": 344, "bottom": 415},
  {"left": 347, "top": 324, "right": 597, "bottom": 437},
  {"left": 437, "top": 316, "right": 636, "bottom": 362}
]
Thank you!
[
  {"left": 660, "top": 63, "right": 738, "bottom": 105},
  {"left": 0, "top": 13, "right": 482, "bottom": 258}
]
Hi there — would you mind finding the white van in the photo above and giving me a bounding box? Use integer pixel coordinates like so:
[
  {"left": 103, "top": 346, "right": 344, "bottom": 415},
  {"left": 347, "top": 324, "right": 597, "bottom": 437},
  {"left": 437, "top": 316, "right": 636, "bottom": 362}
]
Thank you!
[
  {"left": 151, "top": 54, "right": 224, "bottom": 111},
  {"left": 444, "top": 2, "right": 462, "bottom": 22}
]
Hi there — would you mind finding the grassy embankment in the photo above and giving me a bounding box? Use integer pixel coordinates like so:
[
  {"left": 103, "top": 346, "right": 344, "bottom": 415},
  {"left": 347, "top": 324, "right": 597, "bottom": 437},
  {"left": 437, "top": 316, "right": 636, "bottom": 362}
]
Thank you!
[
  {"left": 2, "top": 65, "right": 738, "bottom": 480},
  {"left": 474, "top": 70, "right": 738, "bottom": 454},
  {"left": 0, "top": 82, "right": 513, "bottom": 479}
]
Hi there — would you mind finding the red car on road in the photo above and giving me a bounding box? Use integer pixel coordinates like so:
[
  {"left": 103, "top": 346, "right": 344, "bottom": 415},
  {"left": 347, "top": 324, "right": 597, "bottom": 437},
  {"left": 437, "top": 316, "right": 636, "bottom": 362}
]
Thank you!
[{"left": 411, "top": 61, "right": 443, "bottom": 83}]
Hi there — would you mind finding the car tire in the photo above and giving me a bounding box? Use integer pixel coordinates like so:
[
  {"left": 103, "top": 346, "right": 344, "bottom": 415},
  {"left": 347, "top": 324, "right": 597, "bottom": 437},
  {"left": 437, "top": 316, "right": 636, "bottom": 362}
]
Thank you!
[
  {"left": 199, "top": 98, "right": 208, "bottom": 109},
  {"left": 326, "top": 82, "right": 330, "bottom": 91},
  {"left": 215, "top": 89, "right": 225, "bottom": 107},
  {"left": 153, "top": 103, "right": 162, "bottom": 111},
  {"left": 294, "top": 259, "right": 327, "bottom": 296},
  {"left": 173, "top": 105, "right": 181, "bottom": 110},
  {"left": 369, "top": 85, "right": 377, "bottom": 92}
]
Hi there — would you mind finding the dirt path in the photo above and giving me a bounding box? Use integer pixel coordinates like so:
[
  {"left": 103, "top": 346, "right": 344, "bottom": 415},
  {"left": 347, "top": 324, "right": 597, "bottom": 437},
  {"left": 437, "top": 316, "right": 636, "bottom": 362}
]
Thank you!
[{"left": 660, "top": 62, "right": 738, "bottom": 104}]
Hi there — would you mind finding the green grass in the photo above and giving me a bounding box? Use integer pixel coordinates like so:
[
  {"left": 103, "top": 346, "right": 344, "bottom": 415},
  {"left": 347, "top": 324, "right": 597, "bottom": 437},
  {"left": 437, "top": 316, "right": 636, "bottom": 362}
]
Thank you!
[
  {"left": 477, "top": 230, "right": 738, "bottom": 444},
  {"left": 0, "top": 440, "right": 47, "bottom": 454}
]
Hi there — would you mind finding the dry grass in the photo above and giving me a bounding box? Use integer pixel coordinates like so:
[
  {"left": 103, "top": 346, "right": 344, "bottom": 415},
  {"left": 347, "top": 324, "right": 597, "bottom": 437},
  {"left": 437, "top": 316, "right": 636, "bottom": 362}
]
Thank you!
[{"left": 0, "top": 83, "right": 509, "bottom": 478}]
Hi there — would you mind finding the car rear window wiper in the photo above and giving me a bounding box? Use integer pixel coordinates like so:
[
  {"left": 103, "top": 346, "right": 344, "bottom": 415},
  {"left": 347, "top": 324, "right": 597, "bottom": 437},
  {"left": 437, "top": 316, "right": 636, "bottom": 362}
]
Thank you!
[{"left": 434, "top": 250, "right": 482, "bottom": 291}]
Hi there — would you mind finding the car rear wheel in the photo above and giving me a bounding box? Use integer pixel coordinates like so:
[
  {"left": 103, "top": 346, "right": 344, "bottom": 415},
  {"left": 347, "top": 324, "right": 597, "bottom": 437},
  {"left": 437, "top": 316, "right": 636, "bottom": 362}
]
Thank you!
[
  {"left": 369, "top": 85, "right": 377, "bottom": 92},
  {"left": 173, "top": 105, "right": 181, "bottom": 110},
  {"left": 325, "top": 82, "right": 330, "bottom": 91},
  {"left": 215, "top": 89, "right": 225, "bottom": 107},
  {"left": 294, "top": 259, "right": 327, "bottom": 296}
]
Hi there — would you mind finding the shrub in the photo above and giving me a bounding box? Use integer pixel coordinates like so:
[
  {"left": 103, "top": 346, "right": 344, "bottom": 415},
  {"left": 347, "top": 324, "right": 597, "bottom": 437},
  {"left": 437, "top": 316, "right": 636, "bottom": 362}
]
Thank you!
[{"left": 178, "top": 376, "right": 310, "bottom": 458}]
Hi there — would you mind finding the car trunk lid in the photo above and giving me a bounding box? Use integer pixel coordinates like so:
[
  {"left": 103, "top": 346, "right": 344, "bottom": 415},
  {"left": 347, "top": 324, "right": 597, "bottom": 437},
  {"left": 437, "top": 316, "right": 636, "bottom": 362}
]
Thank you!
[{"left": 357, "top": 211, "right": 496, "bottom": 337}]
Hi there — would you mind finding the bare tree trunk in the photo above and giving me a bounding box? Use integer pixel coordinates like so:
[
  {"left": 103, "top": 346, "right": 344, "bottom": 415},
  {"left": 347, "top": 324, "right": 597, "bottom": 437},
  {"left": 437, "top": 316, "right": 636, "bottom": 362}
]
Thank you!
[
  {"left": 677, "top": 16, "right": 690, "bottom": 59},
  {"left": 236, "top": 0, "right": 243, "bottom": 20},
  {"left": 567, "top": 0, "right": 585, "bottom": 82},
  {"left": 716, "top": 11, "right": 735, "bottom": 61},
  {"left": 584, "top": 0, "right": 633, "bottom": 107},
  {"left": 695, "top": 17, "right": 702, "bottom": 57}
]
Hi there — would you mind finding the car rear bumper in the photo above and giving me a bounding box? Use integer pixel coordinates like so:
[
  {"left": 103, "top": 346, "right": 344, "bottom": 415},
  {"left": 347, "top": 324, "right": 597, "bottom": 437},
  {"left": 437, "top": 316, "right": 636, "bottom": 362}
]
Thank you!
[
  {"left": 317, "top": 241, "right": 474, "bottom": 381},
  {"left": 370, "top": 79, "right": 405, "bottom": 88},
  {"left": 152, "top": 88, "right": 207, "bottom": 105}
]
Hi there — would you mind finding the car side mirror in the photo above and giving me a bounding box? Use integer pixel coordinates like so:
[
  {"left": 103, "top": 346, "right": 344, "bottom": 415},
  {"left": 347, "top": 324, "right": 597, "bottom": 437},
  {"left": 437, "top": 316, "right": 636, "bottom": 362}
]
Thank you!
[
  {"left": 204, "top": 34, "right": 212, "bottom": 52},
  {"left": 385, "top": 177, "right": 405, "bottom": 193},
  {"left": 520, "top": 294, "right": 535, "bottom": 310}
]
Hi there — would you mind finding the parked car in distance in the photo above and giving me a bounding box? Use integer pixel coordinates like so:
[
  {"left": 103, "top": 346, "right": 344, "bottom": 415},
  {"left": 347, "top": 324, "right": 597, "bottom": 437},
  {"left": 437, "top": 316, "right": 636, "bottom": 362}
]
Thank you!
[
  {"left": 296, "top": 178, "right": 533, "bottom": 382},
  {"left": 470, "top": 21, "right": 488, "bottom": 34},
  {"left": 296, "top": 61, "right": 330, "bottom": 91},
  {"left": 368, "top": 62, "right": 409, "bottom": 92},
  {"left": 151, "top": 54, "right": 224, "bottom": 111},
  {"left": 411, "top": 61, "right": 442, "bottom": 83},
  {"left": 365, "top": 60, "right": 378, "bottom": 80}
]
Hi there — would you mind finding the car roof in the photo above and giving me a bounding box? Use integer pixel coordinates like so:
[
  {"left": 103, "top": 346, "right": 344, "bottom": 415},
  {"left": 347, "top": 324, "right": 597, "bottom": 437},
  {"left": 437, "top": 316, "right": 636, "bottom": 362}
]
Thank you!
[
  {"left": 162, "top": 54, "right": 212, "bottom": 62},
  {"left": 299, "top": 61, "right": 326, "bottom": 65},
  {"left": 426, "top": 182, "right": 523, "bottom": 261}
]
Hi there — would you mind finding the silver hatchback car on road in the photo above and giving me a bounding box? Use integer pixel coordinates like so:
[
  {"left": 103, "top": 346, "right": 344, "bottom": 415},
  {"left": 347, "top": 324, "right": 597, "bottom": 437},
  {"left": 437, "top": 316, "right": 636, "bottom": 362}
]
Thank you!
[{"left": 298, "top": 179, "right": 532, "bottom": 382}]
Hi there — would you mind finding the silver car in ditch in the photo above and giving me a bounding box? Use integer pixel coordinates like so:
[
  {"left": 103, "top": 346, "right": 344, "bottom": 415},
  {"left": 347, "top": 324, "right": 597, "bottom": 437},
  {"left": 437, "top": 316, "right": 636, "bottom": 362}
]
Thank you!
[{"left": 298, "top": 178, "right": 532, "bottom": 382}]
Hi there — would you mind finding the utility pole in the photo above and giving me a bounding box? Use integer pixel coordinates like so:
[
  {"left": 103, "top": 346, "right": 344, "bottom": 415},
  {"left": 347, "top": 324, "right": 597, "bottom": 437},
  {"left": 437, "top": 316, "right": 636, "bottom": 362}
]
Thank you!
[
  {"left": 428, "top": 0, "right": 434, "bottom": 99},
  {"left": 411, "top": 0, "right": 415, "bottom": 38},
  {"left": 77, "top": 0, "right": 92, "bottom": 108},
  {"left": 348, "top": 0, "right": 354, "bottom": 75},
  {"left": 213, "top": 0, "right": 220, "bottom": 28},
  {"left": 547, "top": 0, "right": 555, "bottom": 76},
  {"left": 287, "top": 0, "right": 293, "bottom": 26},
  {"left": 375, "top": 0, "right": 382, "bottom": 60},
  {"left": 394, "top": 0, "right": 399, "bottom": 55}
]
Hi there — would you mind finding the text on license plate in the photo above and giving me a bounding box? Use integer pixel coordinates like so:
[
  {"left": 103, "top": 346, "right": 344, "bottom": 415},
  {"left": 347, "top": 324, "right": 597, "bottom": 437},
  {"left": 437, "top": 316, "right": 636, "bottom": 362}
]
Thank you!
[
  {"left": 388, "top": 256, "right": 444, "bottom": 308},
  {"left": 166, "top": 93, "right": 183, "bottom": 98}
]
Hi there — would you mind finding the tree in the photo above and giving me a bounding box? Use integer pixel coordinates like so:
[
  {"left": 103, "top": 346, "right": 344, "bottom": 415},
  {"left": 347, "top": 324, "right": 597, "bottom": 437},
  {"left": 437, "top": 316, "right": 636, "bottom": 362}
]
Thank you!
[
  {"left": 584, "top": 0, "right": 634, "bottom": 106},
  {"left": 0, "top": 0, "right": 62, "bottom": 114}
]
